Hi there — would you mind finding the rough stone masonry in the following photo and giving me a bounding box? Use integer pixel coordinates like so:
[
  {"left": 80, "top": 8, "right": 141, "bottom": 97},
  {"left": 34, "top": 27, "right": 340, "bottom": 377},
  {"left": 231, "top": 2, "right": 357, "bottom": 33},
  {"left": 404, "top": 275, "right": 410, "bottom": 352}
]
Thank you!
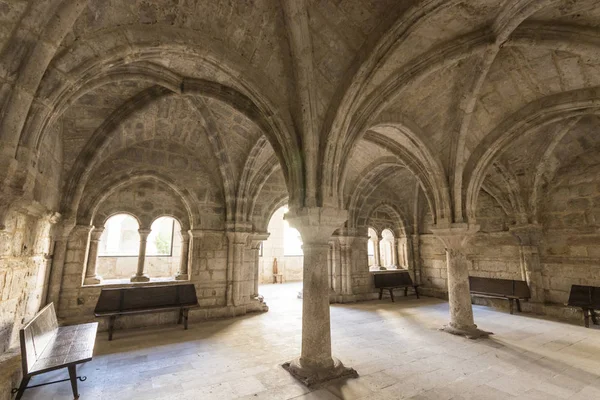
[{"left": 1, "top": 0, "right": 600, "bottom": 391}]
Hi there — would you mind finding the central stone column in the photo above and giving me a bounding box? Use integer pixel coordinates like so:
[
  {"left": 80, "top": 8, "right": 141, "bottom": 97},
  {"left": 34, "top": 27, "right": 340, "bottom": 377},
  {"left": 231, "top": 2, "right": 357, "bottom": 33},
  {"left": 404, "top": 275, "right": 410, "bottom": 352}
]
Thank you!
[
  {"left": 83, "top": 227, "right": 104, "bottom": 285},
  {"left": 431, "top": 224, "right": 490, "bottom": 339},
  {"left": 282, "top": 207, "right": 358, "bottom": 386},
  {"left": 131, "top": 228, "right": 151, "bottom": 282}
]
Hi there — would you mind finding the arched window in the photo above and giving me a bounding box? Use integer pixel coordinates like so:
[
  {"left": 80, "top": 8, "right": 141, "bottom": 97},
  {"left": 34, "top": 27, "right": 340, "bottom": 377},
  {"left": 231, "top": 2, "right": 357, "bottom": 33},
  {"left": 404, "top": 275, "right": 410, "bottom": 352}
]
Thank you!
[
  {"left": 99, "top": 214, "right": 139, "bottom": 256},
  {"left": 147, "top": 216, "right": 178, "bottom": 256}
]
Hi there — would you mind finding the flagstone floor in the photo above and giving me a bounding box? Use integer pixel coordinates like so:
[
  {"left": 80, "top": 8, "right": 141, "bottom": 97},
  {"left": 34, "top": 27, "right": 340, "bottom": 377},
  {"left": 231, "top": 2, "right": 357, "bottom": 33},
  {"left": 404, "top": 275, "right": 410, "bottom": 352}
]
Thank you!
[{"left": 23, "top": 282, "right": 600, "bottom": 399}]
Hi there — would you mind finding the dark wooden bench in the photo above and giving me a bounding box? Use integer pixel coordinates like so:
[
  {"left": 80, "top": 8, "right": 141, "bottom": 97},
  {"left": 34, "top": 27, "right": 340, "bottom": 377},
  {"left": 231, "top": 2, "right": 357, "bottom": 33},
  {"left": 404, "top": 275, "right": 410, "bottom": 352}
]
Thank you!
[
  {"left": 373, "top": 270, "right": 420, "bottom": 302},
  {"left": 469, "top": 276, "right": 530, "bottom": 314},
  {"left": 94, "top": 284, "right": 199, "bottom": 340},
  {"left": 13, "top": 303, "right": 97, "bottom": 399},
  {"left": 567, "top": 285, "right": 600, "bottom": 328}
]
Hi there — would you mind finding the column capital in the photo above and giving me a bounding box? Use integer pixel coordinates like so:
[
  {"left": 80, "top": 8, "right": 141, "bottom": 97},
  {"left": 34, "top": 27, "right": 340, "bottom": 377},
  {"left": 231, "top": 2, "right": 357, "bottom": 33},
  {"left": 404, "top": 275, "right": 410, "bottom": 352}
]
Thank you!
[
  {"left": 226, "top": 231, "right": 250, "bottom": 244},
  {"left": 138, "top": 228, "right": 152, "bottom": 238},
  {"left": 430, "top": 223, "right": 479, "bottom": 249},
  {"left": 509, "top": 224, "right": 542, "bottom": 247},
  {"left": 90, "top": 226, "right": 104, "bottom": 241},
  {"left": 179, "top": 229, "right": 191, "bottom": 241},
  {"left": 248, "top": 232, "right": 270, "bottom": 249},
  {"left": 285, "top": 207, "right": 347, "bottom": 245},
  {"left": 336, "top": 235, "right": 354, "bottom": 248}
]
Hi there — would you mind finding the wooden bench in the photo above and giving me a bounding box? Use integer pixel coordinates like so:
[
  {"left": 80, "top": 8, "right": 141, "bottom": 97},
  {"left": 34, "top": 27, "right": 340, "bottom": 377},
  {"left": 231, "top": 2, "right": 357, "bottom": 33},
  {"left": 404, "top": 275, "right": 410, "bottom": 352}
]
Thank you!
[
  {"left": 373, "top": 270, "right": 420, "bottom": 302},
  {"left": 469, "top": 276, "right": 530, "bottom": 314},
  {"left": 94, "top": 283, "right": 199, "bottom": 341},
  {"left": 13, "top": 303, "right": 97, "bottom": 400},
  {"left": 567, "top": 285, "right": 600, "bottom": 328}
]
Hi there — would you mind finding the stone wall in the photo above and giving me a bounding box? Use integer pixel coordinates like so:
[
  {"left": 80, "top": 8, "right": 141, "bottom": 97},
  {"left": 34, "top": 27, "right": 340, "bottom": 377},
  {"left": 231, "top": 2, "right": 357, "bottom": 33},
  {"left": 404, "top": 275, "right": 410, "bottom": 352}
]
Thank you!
[
  {"left": 57, "top": 228, "right": 264, "bottom": 330},
  {"left": 540, "top": 161, "right": 600, "bottom": 304},
  {"left": 0, "top": 211, "right": 54, "bottom": 353}
]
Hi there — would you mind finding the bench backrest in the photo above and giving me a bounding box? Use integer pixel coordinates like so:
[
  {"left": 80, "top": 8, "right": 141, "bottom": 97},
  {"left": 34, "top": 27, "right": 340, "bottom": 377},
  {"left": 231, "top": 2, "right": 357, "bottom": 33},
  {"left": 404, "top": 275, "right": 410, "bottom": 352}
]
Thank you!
[
  {"left": 568, "top": 285, "right": 600, "bottom": 308},
  {"left": 469, "top": 276, "right": 530, "bottom": 298},
  {"left": 373, "top": 270, "right": 414, "bottom": 288},
  {"left": 94, "top": 284, "right": 198, "bottom": 314},
  {"left": 20, "top": 303, "right": 59, "bottom": 374}
]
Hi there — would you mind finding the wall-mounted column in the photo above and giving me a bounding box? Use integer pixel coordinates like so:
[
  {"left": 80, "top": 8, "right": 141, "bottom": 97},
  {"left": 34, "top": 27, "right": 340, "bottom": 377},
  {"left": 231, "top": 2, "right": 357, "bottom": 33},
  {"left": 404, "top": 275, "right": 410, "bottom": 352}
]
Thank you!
[
  {"left": 248, "top": 233, "right": 269, "bottom": 298},
  {"left": 226, "top": 231, "right": 250, "bottom": 306},
  {"left": 410, "top": 234, "right": 421, "bottom": 284},
  {"left": 83, "top": 227, "right": 104, "bottom": 285},
  {"left": 175, "top": 230, "right": 191, "bottom": 280},
  {"left": 131, "top": 228, "right": 151, "bottom": 282},
  {"left": 510, "top": 224, "right": 545, "bottom": 305},
  {"left": 431, "top": 224, "right": 490, "bottom": 339},
  {"left": 338, "top": 236, "right": 354, "bottom": 295},
  {"left": 282, "top": 207, "right": 357, "bottom": 386},
  {"left": 46, "top": 220, "right": 75, "bottom": 306}
]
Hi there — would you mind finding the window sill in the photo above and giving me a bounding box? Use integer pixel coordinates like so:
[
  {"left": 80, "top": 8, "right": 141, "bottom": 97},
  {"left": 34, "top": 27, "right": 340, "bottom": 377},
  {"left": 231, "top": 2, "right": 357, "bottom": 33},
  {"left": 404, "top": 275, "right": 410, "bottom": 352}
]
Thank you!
[{"left": 81, "top": 277, "right": 186, "bottom": 288}]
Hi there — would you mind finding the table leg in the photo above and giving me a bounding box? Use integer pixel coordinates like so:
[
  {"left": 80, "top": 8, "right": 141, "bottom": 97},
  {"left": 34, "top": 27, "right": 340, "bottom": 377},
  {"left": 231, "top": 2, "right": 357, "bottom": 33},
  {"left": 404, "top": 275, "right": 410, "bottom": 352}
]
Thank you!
[
  {"left": 583, "top": 308, "right": 590, "bottom": 328},
  {"left": 389, "top": 289, "right": 395, "bottom": 302},
  {"left": 68, "top": 365, "right": 79, "bottom": 399},
  {"left": 183, "top": 308, "right": 189, "bottom": 330},
  {"left": 509, "top": 298, "right": 514, "bottom": 315},
  {"left": 15, "top": 375, "right": 30, "bottom": 400},
  {"left": 108, "top": 316, "right": 116, "bottom": 341},
  {"left": 379, "top": 288, "right": 383, "bottom": 300}
]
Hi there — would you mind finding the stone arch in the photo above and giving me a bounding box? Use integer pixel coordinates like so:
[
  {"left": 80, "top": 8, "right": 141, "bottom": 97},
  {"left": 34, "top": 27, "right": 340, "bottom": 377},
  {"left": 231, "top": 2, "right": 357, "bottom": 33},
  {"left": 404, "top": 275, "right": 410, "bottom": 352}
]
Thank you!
[
  {"left": 255, "top": 194, "right": 289, "bottom": 233},
  {"left": 463, "top": 87, "right": 600, "bottom": 222},
  {"left": 321, "top": 30, "right": 490, "bottom": 204},
  {"left": 366, "top": 201, "right": 410, "bottom": 238},
  {"left": 24, "top": 26, "right": 302, "bottom": 206},
  {"left": 80, "top": 172, "right": 196, "bottom": 230},
  {"left": 347, "top": 161, "right": 409, "bottom": 229},
  {"left": 99, "top": 211, "right": 142, "bottom": 230}
]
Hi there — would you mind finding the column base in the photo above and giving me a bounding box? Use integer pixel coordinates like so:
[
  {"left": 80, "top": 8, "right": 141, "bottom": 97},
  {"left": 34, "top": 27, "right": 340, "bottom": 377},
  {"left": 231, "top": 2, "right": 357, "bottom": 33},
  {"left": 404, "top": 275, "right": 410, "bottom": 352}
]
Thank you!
[
  {"left": 282, "top": 357, "right": 358, "bottom": 387},
  {"left": 175, "top": 273, "right": 189, "bottom": 281},
  {"left": 130, "top": 274, "right": 150, "bottom": 283},
  {"left": 440, "top": 323, "right": 492, "bottom": 339},
  {"left": 83, "top": 275, "right": 102, "bottom": 285}
]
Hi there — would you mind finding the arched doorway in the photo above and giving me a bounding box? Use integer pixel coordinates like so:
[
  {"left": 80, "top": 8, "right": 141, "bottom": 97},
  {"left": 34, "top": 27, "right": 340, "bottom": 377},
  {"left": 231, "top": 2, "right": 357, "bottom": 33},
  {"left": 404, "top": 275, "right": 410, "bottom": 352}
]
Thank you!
[{"left": 259, "top": 206, "right": 304, "bottom": 284}]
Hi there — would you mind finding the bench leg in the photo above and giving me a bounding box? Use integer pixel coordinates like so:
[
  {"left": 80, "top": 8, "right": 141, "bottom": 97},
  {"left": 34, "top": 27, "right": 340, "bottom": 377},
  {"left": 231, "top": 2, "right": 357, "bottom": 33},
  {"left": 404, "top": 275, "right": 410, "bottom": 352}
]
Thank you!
[
  {"left": 68, "top": 365, "right": 79, "bottom": 399},
  {"left": 177, "top": 308, "right": 183, "bottom": 325},
  {"left": 414, "top": 286, "right": 420, "bottom": 299},
  {"left": 108, "top": 315, "right": 116, "bottom": 341},
  {"left": 509, "top": 298, "right": 514, "bottom": 315},
  {"left": 14, "top": 375, "right": 30, "bottom": 400},
  {"left": 183, "top": 308, "right": 189, "bottom": 330},
  {"left": 379, "top": 288, "right": 383, "bottom": 300},
  {"left": 404, "top": 287, "right": 408, "bottom": 297},
  {"left": 389, "top": 289, "right": 395, "bottom": 303},
  {"left": 516, "top": 299, "right": 522, "bottom": 313},
  {"left": 583, "top": 308, "right": 590, "bottom": 328}
]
